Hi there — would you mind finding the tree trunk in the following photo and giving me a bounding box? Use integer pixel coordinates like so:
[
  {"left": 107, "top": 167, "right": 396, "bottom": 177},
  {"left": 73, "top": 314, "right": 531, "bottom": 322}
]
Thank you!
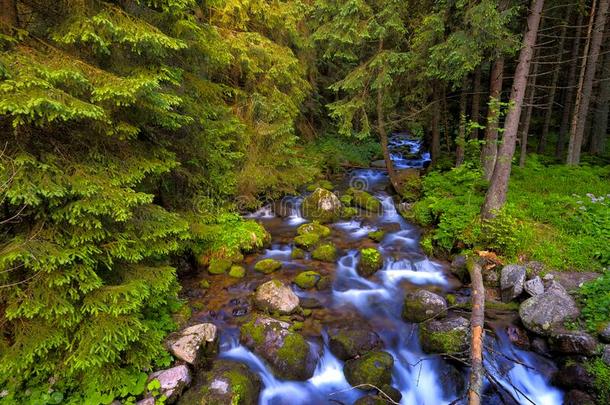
[
  {"left": 591, "top": 45, "right": 610, "bottom": 154},
  {"left": 442, "top": 85, "right": 451, "bottom": 152},
  {"left": 567, "top": 0, "right": 609, "bottom": 165},
  {"left": 482, "top": 58, "right": 504, "bottom": 181},
  {"left": 538, "top": 9, "right": 570, "bottom": 154},
  {"left": 467, "top": 258, "right": 485, "bottom": 405},
  {"left": 0, "top": 0, "right": 18, "bottom": 28},
  {"left": 431, "top": 83, "right": 441, "bottom": 164},
  {"left": 481, "top": 0, "right": 544, "bottom": 219},
  {"left": 456, "top": 78, "right": 469, "bottom": 167},
  {"left": 471, "top": 66, "right": 482, "bottom": 140},
  {"left": 557, "top": 12, "right": 584, "bottom": 159},
  {"left": 519, "top": 55, "right": 538, "bottom": 167}
]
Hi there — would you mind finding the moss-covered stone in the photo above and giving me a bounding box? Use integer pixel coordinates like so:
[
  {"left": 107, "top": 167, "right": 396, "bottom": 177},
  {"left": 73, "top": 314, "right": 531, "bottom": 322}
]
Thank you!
[
  {"left": 293, "top": 271, "right": 321, "bottom": 289},
  {"left": 350, "top": 189, "right": 381, "bottom": 212},
  {"left": 306, "top": 180, "right": 334, "bottom": 192},
  {"left": 340, "top": 194, "right": 353, "bottom": 206},
  {"left": 229, "top": 265, "right": 246, "bottom": 278},
  {"left": 343, "top": 351, "right": 394, "bottom": 388},
  {"left": 291, "top": 247, "right": 306, "bottom": 259},
  {"left": 294, "top": 233, "right": 320, "bottom": 250},
  {"left": 357, "top": 248, "right": 383, "bottom": 277},
  {"left": 402, "top": 289, "right": 447, "bottom": 323},
  {"left": 329, "top": 328, "right": 383, "bottom": 360},
  {"left": 297, "top": 221, "right": 331, "bottom": 237},
  {"left": 254, "top": 258, "right": 282, "bottom": 274},
  {"left": 419, "top": 316, "right": 470, "bottom": 355},
  {"left": 199, "top": 279, "right": 210, "bottom": 289},
  {"left": 301, "top": 188, "right": 343, "bottom": 223},
  {"left": 312, "top": 243, "right": 338, "bottom": 262},
  {"left": 208, "top": 258, "right": 232, "bottom": 275},
  {"left": 368, "top": 230, "right": 385, "bottom": 242},
  {"left": 341, "top": 206, "right": 358, "bottom": 219},
  {"left": 316, "top": 276, "right": 332, "bottom": 290}
]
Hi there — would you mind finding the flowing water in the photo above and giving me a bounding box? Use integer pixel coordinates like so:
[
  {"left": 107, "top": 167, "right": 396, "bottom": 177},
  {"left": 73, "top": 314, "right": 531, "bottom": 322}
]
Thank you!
[{"left": 189, "top": 135, "right": 563, "bottom": 404}]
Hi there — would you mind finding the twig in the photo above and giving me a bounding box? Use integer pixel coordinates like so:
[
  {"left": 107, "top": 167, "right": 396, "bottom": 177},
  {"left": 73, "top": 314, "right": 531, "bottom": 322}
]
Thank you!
[{"left": 329, "top": 384, "right": 400, "bottom": 404}]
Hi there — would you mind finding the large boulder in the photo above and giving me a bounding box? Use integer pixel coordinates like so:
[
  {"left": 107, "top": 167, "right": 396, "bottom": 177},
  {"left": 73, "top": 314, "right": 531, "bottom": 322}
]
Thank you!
[
  {"left": 500, "top": 264, "right": 526, "bottom": 302},
  {"left": 240, "top": 316, "right": 317, "bottom": 380},
  {"left": 253, "top": 280, "right": 299, "bottom": 315},
  {"left": 419, "top": 316, "right": 470, "bottom": 355},
  {"left": 343, "top": 351, "right": 394, "bottom": 388},
  {"left": 301, "top": 188, "right": 343, "bottom": 223},
  {"left": 328, "top": 327, "right": 383, "bottom": 361},
  {"left": 166, "top": 323, "right": 218, "bottom": 366},
  {"left": 552, "top": 362, "right": 595, "bottom": 391},
  {"left": 548, "top": 331, "right": 598, "bottom": 356},
  {"left": 519, "top": 281, "right": 580, "bottom": 336},
  {"left": 149, "top": 365, "right": 191, "bottom": 403},
  {"left": 548, "top": 271, "right": 601, "bottom": 294},
  {"left": 402, "top": 289, "right": 447, "bottom": 323},
  {"left": 294, "top": 233, "right": 320, "bottom": 250},
  {"left": 178, "top": 360, "right": 260, "bottom": 405},
  {"left": 357, "top": 248, "right": 383, "bottom": 277}
]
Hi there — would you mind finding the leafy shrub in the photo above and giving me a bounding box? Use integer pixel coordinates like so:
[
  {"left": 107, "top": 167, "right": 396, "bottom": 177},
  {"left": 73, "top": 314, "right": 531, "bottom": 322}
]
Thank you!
[{"left": 579, "top": 272, "right": 610, "bottom": 332}]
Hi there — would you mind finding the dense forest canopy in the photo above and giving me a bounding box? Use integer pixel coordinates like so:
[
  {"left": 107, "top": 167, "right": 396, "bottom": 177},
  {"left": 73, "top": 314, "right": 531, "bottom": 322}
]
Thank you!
[{"left": 0, "top": 0, "right": 609, "bottom": 403}]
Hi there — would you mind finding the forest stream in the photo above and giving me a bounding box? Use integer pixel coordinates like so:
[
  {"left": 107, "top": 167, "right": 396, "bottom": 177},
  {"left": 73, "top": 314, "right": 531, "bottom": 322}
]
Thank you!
[{"left": 179, "top": 134, "right": 564, "bottom": 405}]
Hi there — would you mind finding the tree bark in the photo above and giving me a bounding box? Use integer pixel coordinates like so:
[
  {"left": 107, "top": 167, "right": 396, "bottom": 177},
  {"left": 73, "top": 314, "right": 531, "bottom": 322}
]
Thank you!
[
  {"left": 567, "top": 0, "right": 609, "bottom": 165},
  {"left": 557, "top": 12, "right": 584, "bottom": 159},
  {"left": 519, "top": 55, "right": 538, "bottom": 167},
  {"left": 467, "top": 258, "right": 485, "bottom": 405},
  {"left": 591, "top": 44, "right": 610, "bottom": 154},
  {"left": 0, "top": 0, "right": 18, "bottom": 28},
  {"left": 471, "top": 66, "right": 482, "bottom": 140},
  {"left": 431, "top": 83, "right": 441, "bottom": 164},
  {"left": 456, "top": 78, "right": 469, "bottom": 167},
  {"left": 482, "top": 58, "right": 504, "bottom": 181},
  {"left": 442, "top": 85, "right": 451, "bottom": 152},
  {"left": 538, "top": 9, "right": 570, "bottom": 154},
  {"left": 481, "top": 0, "right": 544, "bottom": 219}
]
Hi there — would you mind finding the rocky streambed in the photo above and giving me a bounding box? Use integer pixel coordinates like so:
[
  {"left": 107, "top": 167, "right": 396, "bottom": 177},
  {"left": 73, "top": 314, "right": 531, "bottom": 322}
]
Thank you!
[{"left": 136, "top": 137, "right": 609, "bottom": 405}]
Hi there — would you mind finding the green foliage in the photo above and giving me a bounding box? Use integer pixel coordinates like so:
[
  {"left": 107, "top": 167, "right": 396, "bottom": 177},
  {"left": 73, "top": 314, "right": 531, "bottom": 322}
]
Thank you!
[
  {"left": 579, "top": 272, "right": 610, "bottom": 333},
  {"left": 585, "top": 358, "right": 610, "bottom": 403}
]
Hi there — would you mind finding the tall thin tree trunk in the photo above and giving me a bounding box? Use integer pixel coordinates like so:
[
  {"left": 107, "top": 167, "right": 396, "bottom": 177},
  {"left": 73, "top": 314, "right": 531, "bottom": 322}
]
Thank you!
[
  {"left": 567, "top": 0, "right": 609, "bottom": 165},
  {"left": 471, "top": 66, "right": 482, "bottom": 140},
  {"left": 456, "top": 78, "right": 469, "bottom": 167},
  {"left": 482, "top": 0, "right": 545, "bottom": 219},
  {"left": 557, "top": 12, "right": 584, "bottom": 159},
  {"left": 482, "top": 58, "right": 504, "bottom": 180},
  {"left": 442, "top": 85, "right": 451, "bottom": 152},
  {"left": 539, "top": 9, "right": 570, "bottom": 154},
  {"left": 519, "top": 56, "right": 538, "bottom": 167},
  {"left": 431, "top": 83, "right": 441, "bottom": 164},
  {"left": 591, "top": 44, "right": 610, "bottom": 154},
  {"left": 0, "top": 0, "right": 18, "bottom": 27},
  {"left": 467, "top": 258, "right": 485, "bottom": 405},
  {"left": 377, "top": 41, "right": 398, "bottom": 191}
]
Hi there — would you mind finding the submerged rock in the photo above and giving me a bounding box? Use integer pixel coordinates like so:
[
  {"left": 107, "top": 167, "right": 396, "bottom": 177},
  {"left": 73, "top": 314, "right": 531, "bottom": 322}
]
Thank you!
[
  {"left": 343, "top": 350, "right": 394, "bottom": 388},
  {"left": 500, "top": 264, "right": 526, "bottom": 302},
  {"left": 253, "top": 280, "right": 299, "bottom": 315},
  {"left": 419, "top": 316, "right": 470, "bottom": 355},
  {"left": 301, "top": 188, "right": 343, "bottom": 223},
  {"left": 240, "top": 316, "right": 317, "bottom": 380},
  {"left": 293, "top": 271, "right": 321, "bottom": 289},
  {"left": 328, "top": 327, "right": 383, "bottom": 361},
  {"left": 178, "top": 360, "right": 260, "bottom": 405},
  {"left": 519, "top": 281, "right": 580, "bottom": 336},
  {"left": 149, "top": 365, "right": 191, "bottom": 403},
  {"left": 311, "top": 243, "right": 338, "bottom": 262},
  {"left": 166, "top": 323, "right": 218, "bottom": 366},
  {"left": 367, "top": 230, "right": 385, "bottom": 242},
  {"left": 253, "top": 258, "right": 282, "bottom": 274},
  {"left": 357, "top": 248, "right": 383, "bottom": 277},
  {"left": 402, "top": 289, "right": 447, "bottom": 323}
]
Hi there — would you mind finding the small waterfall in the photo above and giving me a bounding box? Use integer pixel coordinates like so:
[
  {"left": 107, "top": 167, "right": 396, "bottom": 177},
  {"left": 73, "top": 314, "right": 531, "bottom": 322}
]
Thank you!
[{"left": 247, "top": 204, "right": 275, "bottom": 219}]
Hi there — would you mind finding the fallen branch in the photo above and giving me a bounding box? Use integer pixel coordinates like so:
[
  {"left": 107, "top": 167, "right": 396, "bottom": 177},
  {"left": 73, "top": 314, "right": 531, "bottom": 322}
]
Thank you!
[
  {"left": 467, "top": 257, "right": 486, "bottom": 405},
  {"left": 329, "top": 383, "right": 400, "bottom": 404}
]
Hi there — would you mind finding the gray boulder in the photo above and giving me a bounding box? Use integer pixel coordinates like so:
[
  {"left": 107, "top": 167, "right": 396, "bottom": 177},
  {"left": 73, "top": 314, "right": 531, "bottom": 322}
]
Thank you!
[
  {"left": 402, "top": 289, "right": 447, "bottom": 323},
  {"left": 419, "top": 316, "right": 470, "bottom": 355},
  {"left": 524, "top": 276, "right": 544, "bottom": 296},
  {"left": 500, "top": 264, "right": 526, "bottom": 302},
  {"left": 254, "top": 280, "right": 299, "bottom": 315},
  {"left": 149, "top": 365, "right": 191, "bottom": 403},
  {"left": 602, "top": 345, "right": 610, "bottom": 366},
  {"left": 519, "top": 281, "right": 580, "bottom": 336},
  {"left": 600, "top": 323, "right": 610, "bottom": 343},
  {"left": 166, "top": 323, "right": 218, "bottom": 365},
  {"left": 328, "top": 327, "right": 383, "bottom": 360},
  {"left": 548, "top": 331, "right": 598, "bottom": 356},
  {"left": 301, "top": 188, "right": 343, "bottom": 223}
]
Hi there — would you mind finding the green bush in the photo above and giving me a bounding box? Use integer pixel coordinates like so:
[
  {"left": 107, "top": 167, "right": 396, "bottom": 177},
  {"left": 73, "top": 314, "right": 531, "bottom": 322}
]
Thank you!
[{"left": 579, "top": 272, "right": 610, "bottom": 332}]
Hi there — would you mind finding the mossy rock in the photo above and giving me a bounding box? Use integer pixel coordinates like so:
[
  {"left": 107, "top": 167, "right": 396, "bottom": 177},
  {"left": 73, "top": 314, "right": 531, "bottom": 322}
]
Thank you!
[
  {"left": 293, "top": 271, "right": 321, "bottom": 289},
  {"left": 301, "top": 188, "right": 343, "bottom": 223},
  {"left": 291, "top": 247, "right": 306, "bottom": 259},
  {"left": 208, "top": 258, "right": 232, "bottom": 275},
  {"left": 340, "top": 194, "right": 353, "bottom": 206},
  {"left": 350, "top": 189, "right": 381, "bottom": 212},
  {"left": 328, "top": 328, "right": 383, "bottom": 361},
  {"left": 316, "top": 276, "right": 332, "bottom": 290},
  {"left": 199, "top": 279, "right": 210, "bottom": 289},
  {"left": 254, "top": 258, "right": 282, "bottom": 274},
  {"left": 402, "top": 289, "right": 447, "bottom": 323},
  {"left": 358, "top": 248, "right": 383, "bottom": 277},
  {"left": 343, "top": 350, "right": 394, "bottom": 388},
  {"left": 294, "top": 233, "right": 320, "bottom": 250},
  {"left": 306, "top": 180, "right": 334, "bottom": 192},
  {"left": 368, "top": 230, "right": 385, "bottom": 242},
  {"left": 341, "top": 206, "right": 358, "bottom": 219},
  {"left": 297, "top": 221, "right": 331, "bottom": 237},
  {"left": 178, "top": 360, "right": 260, "bottom": 405},
  {"left": 312, "top": 243, "right": 338, "bottom": 262},
  {"left": 229, "top": 265, "right": 246, "bottom": 278},
  {"left": 419, "top": 316, "right": 470, "bottom": 355}
]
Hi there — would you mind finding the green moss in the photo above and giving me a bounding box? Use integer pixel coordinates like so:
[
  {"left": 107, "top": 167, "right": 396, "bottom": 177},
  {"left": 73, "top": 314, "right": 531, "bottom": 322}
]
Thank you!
[
  {"left": 276, "top": 332, "right": 310, "bottom": 375},
  {"left": 199, "top": 279, "right": 211, "bottom": 289},
  {"left": 294, "top": 233, "right": 320, "bottom": 250},
  {"left": 312, "top": 243, "right": 338, "bottom": 262},
  {"left": 297, "top": 221, "right": 331, "bottom": 237},
  {"left": 208, "top": 258, "right": 232, "bottom": 274},
  {"left": 254, "top": 258, "right": 282, "bottom": 274},
  {"left": 585, "top": 358, "right": 610, "bottom": 403},
  {"left": 229, "top": 265, "right": 246, "bottom": 278},
  {"left": 358, "top": 248, "right": 383, "bottom": 277},
  {"left": 445, "top": 294, "right": 457, "bottom": 306},
  {"left": 340, "top": 194, "right": 353, "bottom": 206},
  {"left": 240, "top": 319, "right": 265, "bottom": 346},
  {"left": 368, "top": 230, "right": 385, "bottom": 242},
  {"left": 318, "top": 179, "right": 334, "bottom": 190},
  {"left": 350, "top": 189, "right": 381, "bottom": 212},
  {"left": 293, "top": 271, "right": 321, "bottom": 289},
  {"left": 291, "top": 247, "right": 306, "bottom": 259},
  {"left": 419, "top": 323, "right": 468, "bottom": 354},
  {"left": 341, "top": 206, "right": 358, "bottom": 219},
  {"left": 316, "top": 276, "right": 332, "bottom": 290},
  {"left": 343, "top": 351, "right": 393, "bottom": 387}
]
